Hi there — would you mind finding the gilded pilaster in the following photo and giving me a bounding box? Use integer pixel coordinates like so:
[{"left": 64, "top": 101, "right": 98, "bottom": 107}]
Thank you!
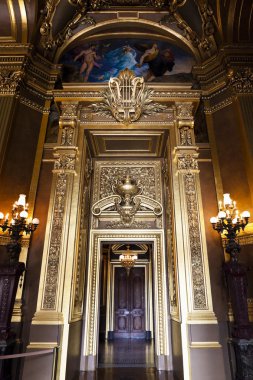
[
  {"left": 174, "top": 101, "right": 215, "bottom": 319},
  {"left": 31, "top": 101, "right": 87, "bottom": 380}
]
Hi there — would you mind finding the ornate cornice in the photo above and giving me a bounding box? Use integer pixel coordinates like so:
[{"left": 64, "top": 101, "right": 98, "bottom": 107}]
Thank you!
[{"left": 19, "top": 96, "right": 50, "bottom": 113}]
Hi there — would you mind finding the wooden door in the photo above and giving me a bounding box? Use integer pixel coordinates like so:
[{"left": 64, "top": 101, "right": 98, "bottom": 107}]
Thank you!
[{"left": 114, "top": 267, "right": 145, "bottom": 338}]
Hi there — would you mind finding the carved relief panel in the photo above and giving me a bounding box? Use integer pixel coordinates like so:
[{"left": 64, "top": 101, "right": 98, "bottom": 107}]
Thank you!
[{"left": 91, "top": 160, "right": 163, "bottom": 229}]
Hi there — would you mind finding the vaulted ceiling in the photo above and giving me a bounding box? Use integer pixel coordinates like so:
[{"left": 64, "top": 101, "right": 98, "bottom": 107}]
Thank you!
[{"left": 0, "top": 0, "right": 252, "bottom": 64}]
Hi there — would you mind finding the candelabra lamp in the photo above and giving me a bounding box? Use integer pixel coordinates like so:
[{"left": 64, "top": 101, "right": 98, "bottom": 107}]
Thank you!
[
  {"left": 0, "top": 194, "right": 39, "bottom": 379},
  {"left": 210, "top": 193, "right": 253, "bottom": 380}
]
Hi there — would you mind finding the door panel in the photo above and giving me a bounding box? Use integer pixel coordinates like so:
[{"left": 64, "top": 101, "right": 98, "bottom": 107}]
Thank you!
[{"left": 114, "top": 267, "right": 145, "bottom": 338}]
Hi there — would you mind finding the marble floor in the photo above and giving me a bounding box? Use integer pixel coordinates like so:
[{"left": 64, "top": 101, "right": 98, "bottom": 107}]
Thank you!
[
  {"left": 74, "top": 340, "right": 176, "bottom": 380},
  {"left": 98, "top": 339, "right": 155, "bottom": 368}
]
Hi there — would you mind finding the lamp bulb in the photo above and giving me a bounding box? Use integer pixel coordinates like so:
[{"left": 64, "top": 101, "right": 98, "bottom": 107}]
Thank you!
[
  {"left": 32, "top": 218, "right": 40, "bottom": 225},
  {"left": 210, "top": 217, "right": 218, "bottom": 224},
  {"left": 218, "top": 211, "right": 226, "bottom": 219},
  {"left": 20, "top": 210, "right": 28, "bottom": 218},
  {"left": 17, "top": 194, "right": 26, "bottom": 207},
  {"left": 241, "top": 211, "right": 250, "bottom": 218},
  {"left": 232, "top": 218, "right": 238, "bottom": 224},
  {"left": 0, "top": 212, "right": 4, "bottom": 220},
  {"left": 223, "top": 193, "right": 232, "bottom": 206}
]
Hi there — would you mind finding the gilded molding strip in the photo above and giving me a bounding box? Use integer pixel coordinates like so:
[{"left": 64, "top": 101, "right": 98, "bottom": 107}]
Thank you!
[
  {"left": 190, "top": 342, "right": 222, "bottom": 348},
  {"left": 20, "top": 97, "right": 50, "bottom": 113},
  {"left": 42, "top": 173, "right": 68, "bottom": 310},
  {"left": 183, "top": 172, "right": 208, "bottom": 310},
  {"left": 204, "top": 97, "right": 233, "bottom": 114},
  {"left": 18, "top": 0, "right": 28, "bottom": 43}
]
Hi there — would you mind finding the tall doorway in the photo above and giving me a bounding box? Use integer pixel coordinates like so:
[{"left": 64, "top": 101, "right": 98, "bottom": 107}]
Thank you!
[{"left": 81, "top": 231, "right": 171, "bottom": 371}]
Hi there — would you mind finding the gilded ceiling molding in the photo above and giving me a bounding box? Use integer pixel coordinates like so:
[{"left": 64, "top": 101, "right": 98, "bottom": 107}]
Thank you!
[
  {"left": 161, "top": 0, "right": 217, "bottom": 59},
  {"left": 39, "top": 0, "right": 96, "bottom": 53}
]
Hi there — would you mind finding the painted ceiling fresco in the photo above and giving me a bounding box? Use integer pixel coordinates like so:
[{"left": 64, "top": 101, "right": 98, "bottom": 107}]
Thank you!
[{"left": 60, "top": 39, "right": 195, "bottom": 83}]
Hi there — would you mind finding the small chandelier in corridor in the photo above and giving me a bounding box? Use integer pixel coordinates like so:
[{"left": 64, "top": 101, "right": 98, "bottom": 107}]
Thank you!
[{"left": 119, "top": 245, "right": 138, "bottom": 275}]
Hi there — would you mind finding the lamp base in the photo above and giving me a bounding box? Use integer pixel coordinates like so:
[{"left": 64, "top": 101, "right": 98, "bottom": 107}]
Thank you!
[{"left": 231, "top": 338, "right": 253, "bottom": 380}]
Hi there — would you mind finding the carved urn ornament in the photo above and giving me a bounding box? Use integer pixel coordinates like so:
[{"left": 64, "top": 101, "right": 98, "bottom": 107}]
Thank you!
[
  {"left": 112, "top": 175, "right": 142, "bottom": 227},
  {"left": 92, "top": 173, "right": 163, "bottom": 227}
]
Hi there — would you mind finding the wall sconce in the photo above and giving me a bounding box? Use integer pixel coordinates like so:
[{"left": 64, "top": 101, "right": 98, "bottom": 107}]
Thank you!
[
  {"left": 210, "top": 193, "right": 250, "bottom": 261},
  {"left": 0, "top": 194, "right": 39, "bottom": 264},
  {"left": 210, "top": 193, "right": 253, "bottom": 379},
  {"left": 0, "top": 194, "right": 39, "bottom": 359}
]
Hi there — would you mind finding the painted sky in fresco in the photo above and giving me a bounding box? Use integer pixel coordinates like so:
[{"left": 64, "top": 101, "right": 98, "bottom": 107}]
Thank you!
[{"left": 60, "top": 39, "right": 195, "bottom": 83}]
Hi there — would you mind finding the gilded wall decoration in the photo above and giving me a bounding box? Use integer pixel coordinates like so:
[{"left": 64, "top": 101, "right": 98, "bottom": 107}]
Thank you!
[
  {"left": 92, "top": 161, "right": 163, "bottom": 229},
  {"left": 176, "top": 102, "right": 194, "bottom": 119},
  {"left": 99, "top": 166, "right": 158, "bottom": 201},
  {"left": 54, "top": 153, "right": 76, "bottom": 172},
  {"left": 183, "top": 172, "right": 207, "bottom": 309},
  {"left": 0, "top": 70, "right": 23, "bottom": 94},
  {"left": 177, "top": 154, "right": 198, "bottom": 170},
  {"left": 90, "top": 69, "right": 168, "bottom": 123},
  {"left": 228, "top": 67, "right": 253, "bottom": 93},
  {"left": 72, "top": 184, "right": 90, "bottom": 318},
  {"left": 179, "top": 126, "right": 193, "bottom": 145},
  {"left": 105, "top": 220, "right": 152, "bottom": 229},
  {"left": 61, "top": 126, "right": 74, "bottom": 146},
  {"left": 42, "top": 173, "right": 67, "bottom": 309},
  {"left": 60, "top": 103, "right": 78, "bottom": 118}
]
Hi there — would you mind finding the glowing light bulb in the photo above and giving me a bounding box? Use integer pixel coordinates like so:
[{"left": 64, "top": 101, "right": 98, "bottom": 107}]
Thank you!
[
  {"left": 210, "top": 217, "right": 218, "bottom": 224},
  {"left": 0, "top": 212, "right": 4, "bottom": 220},
  {"left": 241, "top": 211, "right": 250, "bottom": 218},
  {"left": 218, "top": 211, "right": 226, "bottom": 219},
  {"left": 20, "top": 210, "right": 28, "bottom": 218},
  {"left": 223, "top": 193, "right": 232, "bottom": 206},
  {"left": 17, "top": 194, "right": 26, "bottom": 207},
  {"left": 32, "top": 218, "right": 40, "bottom": 225}
]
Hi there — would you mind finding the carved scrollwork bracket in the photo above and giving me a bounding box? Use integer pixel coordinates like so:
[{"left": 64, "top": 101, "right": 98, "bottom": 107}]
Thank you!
[{"left": 92, "top": 194, "right": 163, "bottom": 227}]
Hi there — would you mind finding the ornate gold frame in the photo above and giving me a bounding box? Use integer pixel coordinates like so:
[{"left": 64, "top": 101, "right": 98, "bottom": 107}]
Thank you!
[{"left": 80, "top": 230, "right": 172, "bottom": 371}]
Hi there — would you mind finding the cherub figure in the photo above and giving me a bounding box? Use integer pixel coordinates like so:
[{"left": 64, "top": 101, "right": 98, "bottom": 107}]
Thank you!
[{"left": 74, "top": 45, "right": 101, "bottom": 81}]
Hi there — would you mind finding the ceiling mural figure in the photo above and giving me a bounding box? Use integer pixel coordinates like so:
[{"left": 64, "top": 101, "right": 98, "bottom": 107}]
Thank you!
[{"left": 60, "top": 38, "right": 194, "bottom": 83}]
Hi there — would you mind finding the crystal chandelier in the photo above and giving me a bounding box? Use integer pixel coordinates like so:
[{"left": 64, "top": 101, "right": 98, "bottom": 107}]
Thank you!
[{"left": 119, "top": 245, "right": 138, "bottom": 275}]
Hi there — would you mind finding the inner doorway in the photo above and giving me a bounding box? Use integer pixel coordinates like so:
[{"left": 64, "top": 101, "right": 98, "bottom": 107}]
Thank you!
[{"left": 114, "top": 267, "right": 145, "bottom": 339}]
